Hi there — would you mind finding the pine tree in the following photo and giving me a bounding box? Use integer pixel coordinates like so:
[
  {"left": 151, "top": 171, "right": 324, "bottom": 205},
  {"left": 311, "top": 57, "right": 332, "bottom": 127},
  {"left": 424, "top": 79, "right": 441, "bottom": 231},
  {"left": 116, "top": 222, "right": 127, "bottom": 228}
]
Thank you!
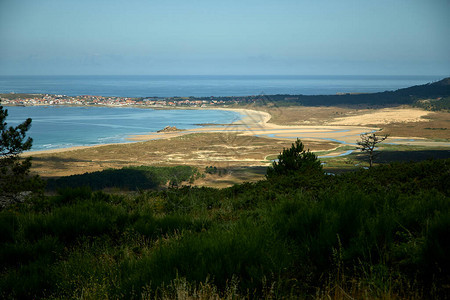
[
  {"left": 266, "top": 138, "right": 322, "bottom": 179},
  {"left": 0, "top": 106, "right": 43, "bottom": 208},
  {"left": 356, "top": 133, "right": 388, "bottom": 168}
]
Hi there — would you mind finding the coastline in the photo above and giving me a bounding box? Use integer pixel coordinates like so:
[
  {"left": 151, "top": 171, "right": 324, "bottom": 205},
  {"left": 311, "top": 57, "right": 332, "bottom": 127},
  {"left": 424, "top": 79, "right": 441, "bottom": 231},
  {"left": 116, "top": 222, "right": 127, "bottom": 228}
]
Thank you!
[
  {"left": 22, "top": 107, "right": 269, "bottom": 156},
  {"left": 23, "top": 107, "right": 370, "bottom": 157},
  {"left": 22, "top": 105, "right": 448, "bottom": 158},
  {"left": 127, "top": 107, "right": 378, "bottom": 147}
]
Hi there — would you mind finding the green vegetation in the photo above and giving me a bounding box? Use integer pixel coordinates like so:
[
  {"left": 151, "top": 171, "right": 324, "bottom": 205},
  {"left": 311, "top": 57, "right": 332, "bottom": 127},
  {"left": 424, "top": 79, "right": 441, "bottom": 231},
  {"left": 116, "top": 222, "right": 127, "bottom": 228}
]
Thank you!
[
  {"left": 219, "top": 77, "right": 450, "bottom": 107},
  {"left": 319, "top": 144, "right": 450, "bottom": 174},
  {"left": 205, "top": 165, "right": 218, "bottom": 174},
  {"left": 1, "top": 136, "right": 449, "bottom": 298},
  {"left": 204, "top": 166, "right": 230, "bottom": 177},
  {"left": 0, "top": 93, "right": 45, "bottom": 100},
  {"left": 413, "top": 96, "right": 450, "bottom": 111},
  {"left": 46, "top": 166, "right": 200, "bottom": 191},
  {"left": 0, "top": 106, "right": 44, "bottom": 207},
  {"left": 266, "top": 139, "right": 322, "bottom": 178}
]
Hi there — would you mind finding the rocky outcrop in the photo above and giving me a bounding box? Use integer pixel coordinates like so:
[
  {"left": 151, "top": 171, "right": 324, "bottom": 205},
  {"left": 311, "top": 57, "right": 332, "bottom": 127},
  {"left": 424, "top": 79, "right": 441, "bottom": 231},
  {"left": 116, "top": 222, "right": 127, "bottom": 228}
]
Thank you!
[{"left": 157, "top": 126, "right": 183, "bottom": 133}]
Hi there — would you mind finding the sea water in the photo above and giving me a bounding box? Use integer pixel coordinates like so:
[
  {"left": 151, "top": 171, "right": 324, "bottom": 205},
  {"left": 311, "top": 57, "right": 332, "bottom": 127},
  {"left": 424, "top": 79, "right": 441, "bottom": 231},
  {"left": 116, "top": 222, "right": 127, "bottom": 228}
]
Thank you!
[
  {"left": 5, "top": 106, "right": 242, "bottom": 151},
  {"left": 0, "top": 75, "right": 443, "bottom": 97}
]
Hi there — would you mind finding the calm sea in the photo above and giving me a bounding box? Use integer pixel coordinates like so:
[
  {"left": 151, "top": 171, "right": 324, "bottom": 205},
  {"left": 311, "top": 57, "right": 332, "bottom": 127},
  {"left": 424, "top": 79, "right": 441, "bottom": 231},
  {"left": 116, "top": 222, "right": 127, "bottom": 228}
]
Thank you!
[
  {"left": 5, "top": 106, "right": 242, "bottom": 151},
  {"left": 0, "top": 75, "right": 444, "bottom": 97}
]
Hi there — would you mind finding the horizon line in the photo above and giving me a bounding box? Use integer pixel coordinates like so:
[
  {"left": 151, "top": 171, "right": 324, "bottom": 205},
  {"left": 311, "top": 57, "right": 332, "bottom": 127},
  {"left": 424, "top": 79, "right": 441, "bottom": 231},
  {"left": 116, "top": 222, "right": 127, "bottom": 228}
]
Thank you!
[{"left": 0, "top": 74, "right": 448, "bottom": 77}]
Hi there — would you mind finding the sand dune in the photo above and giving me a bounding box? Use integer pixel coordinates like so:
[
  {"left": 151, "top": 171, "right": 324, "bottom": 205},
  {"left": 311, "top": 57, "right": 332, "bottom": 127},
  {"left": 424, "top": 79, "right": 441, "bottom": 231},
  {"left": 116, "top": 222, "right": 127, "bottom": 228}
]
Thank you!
[{"left": 327, "top": 108, "right": 431, "bottom": 126}]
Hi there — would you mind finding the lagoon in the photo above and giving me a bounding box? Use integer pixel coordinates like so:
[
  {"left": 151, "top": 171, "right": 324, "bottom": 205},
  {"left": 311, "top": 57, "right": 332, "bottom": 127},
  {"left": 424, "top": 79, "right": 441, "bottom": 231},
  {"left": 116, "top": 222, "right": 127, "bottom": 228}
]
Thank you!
[{"left": 5, "top": 106, "right": 242, "bottom": 151}]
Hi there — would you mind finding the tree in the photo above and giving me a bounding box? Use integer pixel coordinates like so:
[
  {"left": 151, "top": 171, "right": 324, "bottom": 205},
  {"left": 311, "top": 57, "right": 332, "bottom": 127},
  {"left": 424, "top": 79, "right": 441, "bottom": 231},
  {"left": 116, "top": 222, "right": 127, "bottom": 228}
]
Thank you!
[
  {"left": 0, "top": 106, "right": 42, "bottom": 207},
  {"left": 266, "top": 138, "right": 322, "bottom": 179},
  {"left": 356, "top": 132, "right": 388, "bottom": 168}
]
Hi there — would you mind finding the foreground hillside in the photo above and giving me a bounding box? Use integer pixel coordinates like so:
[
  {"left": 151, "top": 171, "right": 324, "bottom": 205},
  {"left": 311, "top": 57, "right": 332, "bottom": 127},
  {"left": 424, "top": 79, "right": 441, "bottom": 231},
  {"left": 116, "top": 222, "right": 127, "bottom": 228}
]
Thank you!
[{"left": 1, "top": 156, "right": 449, "bottom": 299}]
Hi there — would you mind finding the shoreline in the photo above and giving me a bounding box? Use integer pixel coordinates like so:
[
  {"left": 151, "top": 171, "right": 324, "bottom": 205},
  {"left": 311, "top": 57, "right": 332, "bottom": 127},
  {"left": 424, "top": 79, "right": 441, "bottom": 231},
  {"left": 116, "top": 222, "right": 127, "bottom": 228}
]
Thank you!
[
  {"left": 23, "top": 107, "right": 270, "bottom": 156},
  {"left": 127, "top": 107, "right": 377, "bottom": 147},
  {"left": 22, "top": 106, "right": 448, "bottom": 157},
  {"left": 23, "top": 107, "right": 369, "bottom": 157}
]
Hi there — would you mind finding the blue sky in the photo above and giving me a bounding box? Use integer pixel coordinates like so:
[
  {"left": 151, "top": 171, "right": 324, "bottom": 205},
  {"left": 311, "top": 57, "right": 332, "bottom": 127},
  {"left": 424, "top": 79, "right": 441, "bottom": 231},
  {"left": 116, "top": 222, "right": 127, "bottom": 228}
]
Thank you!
[{"left": 0, "top": 0, "right": 449, "bottom": 75}]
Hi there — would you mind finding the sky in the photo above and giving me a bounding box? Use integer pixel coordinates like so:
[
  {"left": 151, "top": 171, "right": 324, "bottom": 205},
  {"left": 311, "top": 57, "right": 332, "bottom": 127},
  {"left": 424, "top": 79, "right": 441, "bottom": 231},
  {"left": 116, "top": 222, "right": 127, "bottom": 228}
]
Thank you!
[{"left": 0, "top": 0, "right": 449, "bottom": 75}]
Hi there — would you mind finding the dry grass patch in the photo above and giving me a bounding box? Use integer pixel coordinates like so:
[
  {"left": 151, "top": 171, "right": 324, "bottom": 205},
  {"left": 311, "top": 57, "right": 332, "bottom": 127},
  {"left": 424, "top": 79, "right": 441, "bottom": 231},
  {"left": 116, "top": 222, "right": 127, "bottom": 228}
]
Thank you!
[
  {"left": 380, "top": 111, "right": 450, "bottom": 140},
  {"left": 30, "top": 133, "right": 338, "bottom": 179},
  {"left": 256, "top": 106, "right": 357, "bottom": 125}
]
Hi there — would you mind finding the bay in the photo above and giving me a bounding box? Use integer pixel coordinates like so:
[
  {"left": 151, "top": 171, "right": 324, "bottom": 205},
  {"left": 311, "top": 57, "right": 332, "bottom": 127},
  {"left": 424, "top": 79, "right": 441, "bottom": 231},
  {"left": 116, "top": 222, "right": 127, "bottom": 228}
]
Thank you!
[{"left": 5, "top": 106, "right": 242, "bottom": 151}]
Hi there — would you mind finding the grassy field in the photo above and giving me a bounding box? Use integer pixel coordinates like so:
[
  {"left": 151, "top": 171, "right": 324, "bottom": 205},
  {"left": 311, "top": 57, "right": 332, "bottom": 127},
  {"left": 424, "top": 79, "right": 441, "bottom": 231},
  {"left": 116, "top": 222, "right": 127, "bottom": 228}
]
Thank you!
[
  {"left": 29, "top": 133, "right": 338, "bottom": 183},
  {"left": 255, "top": 105, "right": 360, "bottom": 125},
  {"left": 380, "top": 111, "right": 450, "bottom": 140}
]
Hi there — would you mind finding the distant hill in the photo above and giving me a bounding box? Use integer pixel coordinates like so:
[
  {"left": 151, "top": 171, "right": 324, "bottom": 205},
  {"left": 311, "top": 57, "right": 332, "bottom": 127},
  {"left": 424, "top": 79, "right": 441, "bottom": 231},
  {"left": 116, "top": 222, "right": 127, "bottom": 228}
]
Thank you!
[
  {"left": 0, "top": 93, "right": 44, "bottom": 100},
  {"left": 264, "top": 77, "right": 450, "bottom": 106},
  {"left": 393, "top": 77, "right": 450, "bottom": 97}
]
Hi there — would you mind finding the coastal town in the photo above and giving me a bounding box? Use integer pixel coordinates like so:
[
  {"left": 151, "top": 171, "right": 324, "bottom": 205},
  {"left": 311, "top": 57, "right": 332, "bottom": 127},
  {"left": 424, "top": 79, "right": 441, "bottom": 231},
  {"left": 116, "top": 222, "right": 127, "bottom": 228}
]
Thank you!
[{"left": 0, "top": 93, "right": 237, "bottom": 107}]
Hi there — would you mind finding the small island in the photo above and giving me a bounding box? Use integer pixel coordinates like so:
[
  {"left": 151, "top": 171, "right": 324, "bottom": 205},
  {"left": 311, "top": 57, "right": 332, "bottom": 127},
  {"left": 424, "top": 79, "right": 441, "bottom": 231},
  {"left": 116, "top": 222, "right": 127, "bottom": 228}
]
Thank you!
[{"left": 156, "top": 125, "right": 184, "bottom": 133}]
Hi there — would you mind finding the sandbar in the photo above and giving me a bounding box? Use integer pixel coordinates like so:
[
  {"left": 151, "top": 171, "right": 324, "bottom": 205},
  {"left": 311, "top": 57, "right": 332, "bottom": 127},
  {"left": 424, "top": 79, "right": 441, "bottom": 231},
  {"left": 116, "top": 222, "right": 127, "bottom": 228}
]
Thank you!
[{"left": 128, "top": 107, "right": 376, "bottom": 146}]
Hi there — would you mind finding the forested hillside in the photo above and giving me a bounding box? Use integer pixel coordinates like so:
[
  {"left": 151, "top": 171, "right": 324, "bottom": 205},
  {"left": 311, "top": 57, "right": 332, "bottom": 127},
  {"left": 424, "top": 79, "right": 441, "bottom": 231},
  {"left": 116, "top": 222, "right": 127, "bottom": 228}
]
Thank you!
[{"left": 260, "top": 77, "right": 450, "bottom": 106}]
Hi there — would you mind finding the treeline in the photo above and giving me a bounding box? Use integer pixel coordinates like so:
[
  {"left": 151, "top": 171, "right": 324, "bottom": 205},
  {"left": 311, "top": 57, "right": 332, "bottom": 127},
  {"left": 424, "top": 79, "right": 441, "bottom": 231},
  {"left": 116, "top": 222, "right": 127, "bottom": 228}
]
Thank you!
[
  {"left": 1, "top": 157, "right": 449, "bottom": 299},
  {"left": 413, "top": 96, "right": 450, "bottom": 111},
  {"left": 46, "top": 166, "right": 199, "bottom": 191},
  {"left": 258, "top": 77, "right": 450, "bottom": 106},
  {"left": 193, "top": 77, "right": 450, "bottom": 106},
  {"left": 0, "top": 93, "right": 45, "bottom": 100}
]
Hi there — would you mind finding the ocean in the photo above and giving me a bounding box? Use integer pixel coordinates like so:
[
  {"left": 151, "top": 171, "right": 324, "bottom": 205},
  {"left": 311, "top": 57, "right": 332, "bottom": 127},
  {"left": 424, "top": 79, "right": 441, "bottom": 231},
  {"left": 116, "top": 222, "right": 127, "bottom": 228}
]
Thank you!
[
  {"left": 0, "top": 75, "right": 444, "bottom": 97},
  {"left": 5, "top": 106, "right": 242, "bottom": 151}
]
